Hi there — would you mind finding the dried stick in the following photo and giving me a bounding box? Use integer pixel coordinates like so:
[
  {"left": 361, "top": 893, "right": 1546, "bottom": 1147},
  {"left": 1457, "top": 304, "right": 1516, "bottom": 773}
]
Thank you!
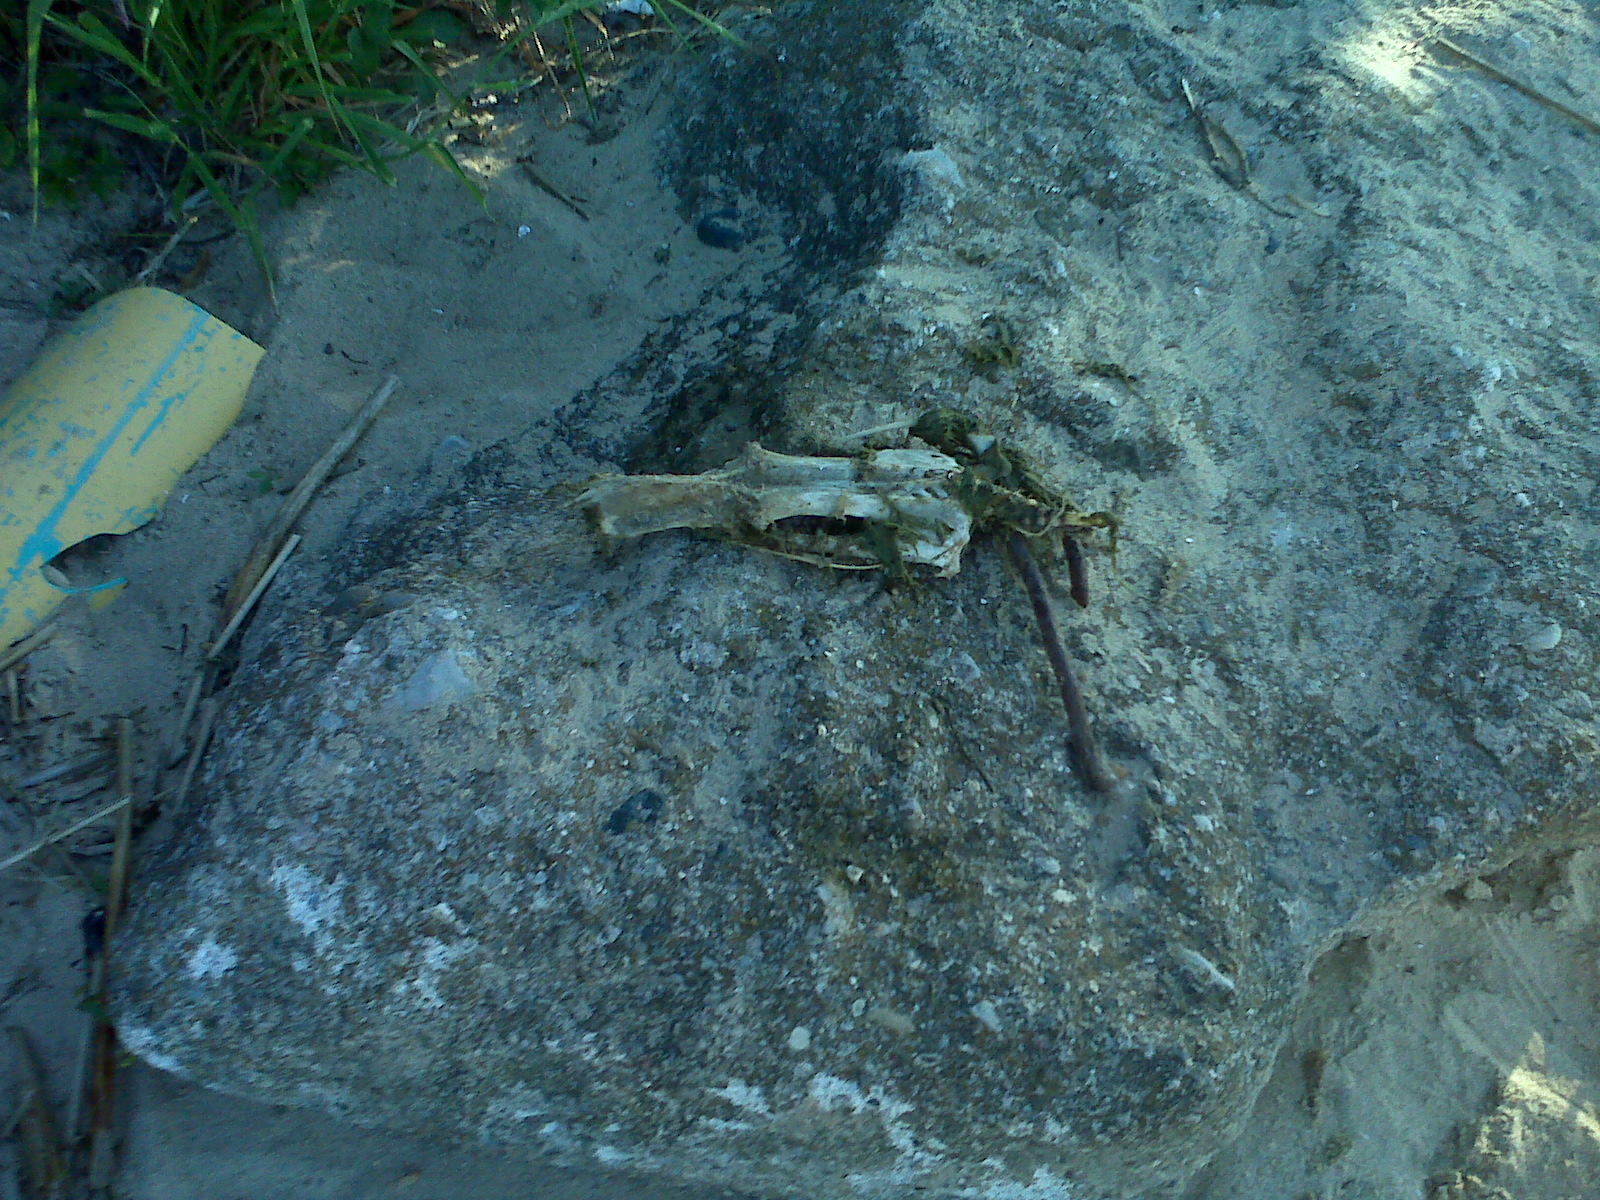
[
  {"left": 222, "top": 375, "right": 399, "bottom": 618},
  {"left": 103, "top": 720, "right": 136, "bottom": 950},
  {"left": 1062, "top": 534, "right": 1090, "bottom": 609},
  {"left": 71, "top": 720, "right": 136, "bottom": 1176},
  {"left": 207, "top": 534, "right": 300, "bottom": 661},
  {"left": 0, "top": 616, "right": 59, "bottom": 676},
  {"left": 518, "top": 159, "right": 591, "bottom": 221},
  {"left": 8, "top": 1027, "right": 66, "bottom": 1198},
  {"left": 1432, "top": 37, "right": 1600, "bottom": 138},
  {"left": 169, "top": 699, "right": 218, "bottom": 819},
  {"left": 132, "top": 214, "right": 200, "bottom": 285},
  {"left": 1006, "top": 532, "right": 1114, "bottom": 793},
  {"left": 166, "top": 671, "right": 207, "bottom": 768},
  {"left": 0, "top": 796, "right": 131, "bottom": 874},
  {"left": 18, "top": 751, "right": 111, "bottom": 790},
  {"left": 842, "top": 418, "right": 915, "bottom": 443}
]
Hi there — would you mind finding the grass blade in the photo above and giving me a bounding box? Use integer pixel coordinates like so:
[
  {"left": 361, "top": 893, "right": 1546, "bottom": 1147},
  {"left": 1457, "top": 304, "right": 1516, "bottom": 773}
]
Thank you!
[
  {"left": 83, "top": 108, "right": 181, "bottom": 143},
  {"left": 287, "top": 0, "right": 347, "bottom": 140},
  {"left": 657, "top": 0, "right": 748, "bottom": 49},
  {"left": 186, "top": 152, "right": 277, "bottom": 309},
  {"left": 421, "top": 141, "right": 485, "bottom": 204},
  {"left": 562, "top": 15, "right": 595, "bottom": 120},
  {"left": 24, "top": 0, "right": 57, "bottom": 221}
]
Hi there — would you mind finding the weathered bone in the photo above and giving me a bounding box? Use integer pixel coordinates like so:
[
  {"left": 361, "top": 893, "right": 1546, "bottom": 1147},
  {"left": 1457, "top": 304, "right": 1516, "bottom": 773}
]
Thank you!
[{"left": 577, "top": 443, "right": 974, "bottom": 575}]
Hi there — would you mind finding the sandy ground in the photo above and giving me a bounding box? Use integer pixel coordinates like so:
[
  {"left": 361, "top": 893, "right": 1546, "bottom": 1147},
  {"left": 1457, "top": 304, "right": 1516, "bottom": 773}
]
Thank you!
[{"left": 3, "top": 25, "right": 1600, "bottom": 1200}]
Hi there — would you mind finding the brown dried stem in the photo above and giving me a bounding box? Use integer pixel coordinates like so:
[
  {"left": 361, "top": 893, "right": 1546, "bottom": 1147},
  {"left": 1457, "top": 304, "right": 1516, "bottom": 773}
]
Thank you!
[
  {"left": 1006, "top": 532, "right": 1114, "bottom": 793},
  {"left": 1062, "top": 533, "right": 1090, "bottom": 609}
]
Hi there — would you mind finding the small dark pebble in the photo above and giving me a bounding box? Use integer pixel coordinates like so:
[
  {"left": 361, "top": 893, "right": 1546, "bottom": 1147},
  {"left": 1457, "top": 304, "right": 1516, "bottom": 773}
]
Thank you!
[
  {"left": 604, "top": 788, "right": 666, "bottom": 834},
  {"left": 695, "top": 209, "right": 745, "bottom": 251}
]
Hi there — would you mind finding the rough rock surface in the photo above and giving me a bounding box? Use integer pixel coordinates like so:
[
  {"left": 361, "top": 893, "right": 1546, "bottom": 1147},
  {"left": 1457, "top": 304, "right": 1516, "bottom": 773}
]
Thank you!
[{"left": 117, "top": 1, "right": 1600, "bottom": 1197}]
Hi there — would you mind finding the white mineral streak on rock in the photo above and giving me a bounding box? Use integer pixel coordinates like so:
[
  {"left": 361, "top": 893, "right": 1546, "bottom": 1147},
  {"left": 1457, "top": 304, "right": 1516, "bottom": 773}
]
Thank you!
[
  {"left": 709, "top": 1079, "right": 772, "bottom": 1116},
  {"left": 815, "top": 880, "right": 857, "bottom": 936},
  {"left": 1523, "top": 620, "right": 1563, "bottom": 652},
  {"left": 971, "top": 999, "right": 1004, "bottom": 1032},
  {"left": 270, "top": 863, "right": 348, "bottom": 964},
  {"left": 1175, "top": 946, "right": 1236, "bottom": 993},
  {"left": 958, "top": 1165, "right": 1076, "bottom": 1198},
  {"left": 403, "top": 937, "right": 475, "bottom": 1010},
  {"left": 115, "top": 1024, "right": 184, "bottom": 1075},
  {"left": 867, "top": 1006, "right": 916, "bottom": 1035},
  {"left": 808, "top": 1073, "right": 928, "bottom": 1162},
  {"left": 185, "top": 937, "right": 238, "bottom": 981}
]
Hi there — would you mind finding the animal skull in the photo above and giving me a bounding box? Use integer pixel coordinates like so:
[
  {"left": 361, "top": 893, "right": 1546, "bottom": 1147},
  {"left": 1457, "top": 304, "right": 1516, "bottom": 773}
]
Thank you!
[{"left": 577, "top": 443, "right": 974, "bottom": 575}]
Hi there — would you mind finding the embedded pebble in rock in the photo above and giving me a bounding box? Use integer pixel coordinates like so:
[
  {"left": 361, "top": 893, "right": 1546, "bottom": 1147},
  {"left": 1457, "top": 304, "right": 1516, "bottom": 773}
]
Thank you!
[
  {"left": 116, "top": 1, "right": 1600, "bottom": 1198},
  {"left": 900, "top": 147, "right": 966, "bottom": 197},
  {"left": 1524, "top": 621, "right": 1563, "bottom": 653},
  {"left": 387, "top": 648, "right": 476, "bottom": 711},
  {"left": 693, "top": 209, "right": 744, "bottom": 250}
]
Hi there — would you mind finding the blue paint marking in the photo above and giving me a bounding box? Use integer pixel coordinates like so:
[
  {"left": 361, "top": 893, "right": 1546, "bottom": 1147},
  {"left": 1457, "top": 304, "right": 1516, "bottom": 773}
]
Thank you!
[
  {"left": 4, "top": 302, "right": 212, "bottom": 594},
  {"left": 130, "top": 323, "right": 220, "bottom": 456}
]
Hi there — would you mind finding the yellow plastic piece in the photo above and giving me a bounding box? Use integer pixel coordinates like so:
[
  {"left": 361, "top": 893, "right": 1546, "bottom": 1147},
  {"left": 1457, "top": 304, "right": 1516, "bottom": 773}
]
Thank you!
[{"left": 0, "top": 288, "right": 263, "bottom": 648}]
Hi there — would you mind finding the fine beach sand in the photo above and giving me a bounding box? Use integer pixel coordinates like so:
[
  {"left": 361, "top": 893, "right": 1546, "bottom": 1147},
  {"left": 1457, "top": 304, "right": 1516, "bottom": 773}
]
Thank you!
[{"left": 3, "top": 25, "right": 1599, "bottom": 1200}]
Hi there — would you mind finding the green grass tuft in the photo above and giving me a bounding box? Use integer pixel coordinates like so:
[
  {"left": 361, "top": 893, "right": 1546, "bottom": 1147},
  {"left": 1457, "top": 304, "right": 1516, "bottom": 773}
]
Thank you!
[{"left": 3, "top": 0, "right": 743, "bottom": 304}]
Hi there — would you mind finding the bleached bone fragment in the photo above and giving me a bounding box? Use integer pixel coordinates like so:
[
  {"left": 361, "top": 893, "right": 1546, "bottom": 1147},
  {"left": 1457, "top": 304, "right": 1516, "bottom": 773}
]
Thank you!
[{"left": 577, "top": 444, "right": 974, "bottom": 575}]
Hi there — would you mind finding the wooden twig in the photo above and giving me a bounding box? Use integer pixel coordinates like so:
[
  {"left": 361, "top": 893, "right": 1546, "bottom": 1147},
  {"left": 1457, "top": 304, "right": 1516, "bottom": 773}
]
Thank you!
[
  {"left": 517, "top": 159, "right": 591, "bottom": 221},
  {"left": 8, "top": 1027, "right": 66, "bottom": 1199},
  {"left": 1432, "top": 37, "right": 1600, "bottom": 138},
  {"left": 842, "top": 418, "right": 915, "bottom": 443},
  {"left": 18, "top": 751, "right": 111, "bottom": 790},
  {"left": 66, "top": 1005, "right": 94, "bottom": 1149},
  {"left": 68, "top": 721, "right": 136, "bottom": 1173},
  {"left": 132, "top": 214, "right": 200, "bottom": 285},
  {"left": 166, "top": 671, "right": 207, "bottom": 768},
  {"left": 207, "top": 534, "right": 300, "bottom": 661},
  {"left": 221, "top": 375, "right": 400, "bottom": 618},
  {"left": 0, "top": 616, "right": 59, "bottom": 676},
  {"left": 1006, "top": 532, "right": 1114, "bottom": 793},
  {"left": 0, "top": 796, "right": 132, "bottom": 874},
  {"left": 169, "top": 699, "right": 218, "bottom": 820},
  {"left": 103, "top": 720, "right": 136, "bottom": 949},
  {"left": 1062, "top": 534, "right": 1090, "bottom": 609}
]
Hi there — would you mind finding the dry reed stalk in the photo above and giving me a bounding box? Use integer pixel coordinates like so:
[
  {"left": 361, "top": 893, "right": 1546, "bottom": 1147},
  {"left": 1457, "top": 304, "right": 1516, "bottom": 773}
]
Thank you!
[
  {"left": 0, "top": 796, "right": 131, "bottom": 874},
  {"left": 221, "top": 374, "right": 399, "bottom": 618},
  {"left": 169, "top": 699, "right": 218, "bottom": 820},
  {"left": 0, "top": 618, "right": 59, "bottom": 676},
  {"left": 1432, "top": 37, "right": 1600, "bottom": 138},
  {"left": 208, "top": 534, "right": 301, "bottom": 661}
]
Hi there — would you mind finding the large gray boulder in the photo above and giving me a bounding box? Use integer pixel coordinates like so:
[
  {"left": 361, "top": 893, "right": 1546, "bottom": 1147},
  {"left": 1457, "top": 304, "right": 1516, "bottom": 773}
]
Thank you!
[{"left": 117, "top": 1, "right": 1600, "bottom": 1197}]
